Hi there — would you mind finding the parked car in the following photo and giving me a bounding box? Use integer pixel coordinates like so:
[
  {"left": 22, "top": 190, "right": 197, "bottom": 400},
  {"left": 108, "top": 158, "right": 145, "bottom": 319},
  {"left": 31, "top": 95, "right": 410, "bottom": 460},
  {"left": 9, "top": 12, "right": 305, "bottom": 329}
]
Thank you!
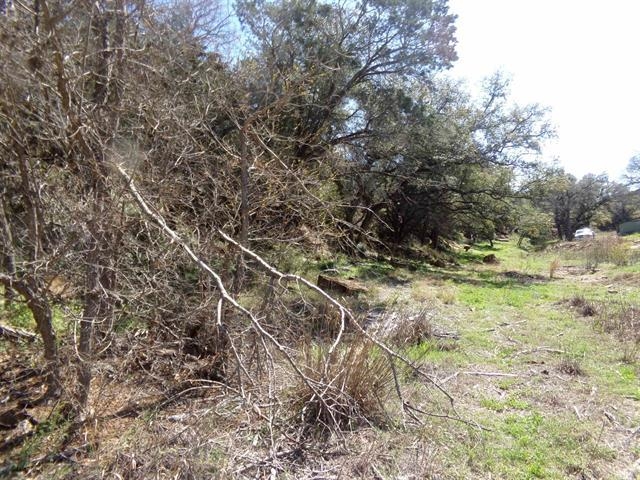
[{"left": 574, "top": 227, "right": 595, "bottom": 240}]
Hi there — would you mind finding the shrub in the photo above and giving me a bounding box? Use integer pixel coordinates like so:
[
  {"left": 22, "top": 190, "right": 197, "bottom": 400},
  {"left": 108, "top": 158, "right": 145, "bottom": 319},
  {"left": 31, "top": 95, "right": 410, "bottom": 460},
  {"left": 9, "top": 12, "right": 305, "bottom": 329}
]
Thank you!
[
  {"left": 581, "top": 236, "right": 635, "bottom": 268},
  {"left": 569, "top": 295, "right": 598, "bottom": 317}
]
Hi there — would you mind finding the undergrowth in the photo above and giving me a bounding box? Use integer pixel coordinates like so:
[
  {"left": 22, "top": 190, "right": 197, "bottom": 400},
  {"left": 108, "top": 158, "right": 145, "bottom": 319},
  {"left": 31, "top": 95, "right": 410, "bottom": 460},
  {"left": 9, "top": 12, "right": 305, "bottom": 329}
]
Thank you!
[{"left": 293, "top": 339, "right": 395, "bottom": 433}]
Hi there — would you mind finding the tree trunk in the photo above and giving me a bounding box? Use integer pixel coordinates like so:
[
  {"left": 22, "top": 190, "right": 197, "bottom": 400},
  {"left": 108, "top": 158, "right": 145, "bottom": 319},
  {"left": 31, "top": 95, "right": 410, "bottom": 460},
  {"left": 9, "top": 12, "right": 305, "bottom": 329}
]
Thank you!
[
  {"left": 74, "top": 1, "right": 119, "bottom": 414},
  {"left": 11, "top": 153, "right": 60, "bottom": 397},
  {"left": 0, "top": 274, "right": 61, "bottom": 398},
  {"left": 429, "top": 228, "right": 440, "bottom": 250},
  {"left": 28, "top": 279, "right": 62, "bottom": 398},
  {"left": 0, "top": 197, "right": 16, "bottom": 305},
  {"left": 77, "top": 238, "right": 101, "bottom": 410}
]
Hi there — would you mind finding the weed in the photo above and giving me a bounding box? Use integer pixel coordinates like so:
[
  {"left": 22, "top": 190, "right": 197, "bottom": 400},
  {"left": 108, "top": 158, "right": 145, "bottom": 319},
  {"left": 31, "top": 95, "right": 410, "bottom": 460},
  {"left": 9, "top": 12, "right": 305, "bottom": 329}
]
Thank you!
[
  {"left": 480, "top": 395, "right": 530, "bottom": 412},
  {"left": 617, "top": 365, "right": 637, "bottom": 382},
  {"left": 549, "top": 258, "right": 560, "bottom": 278},
  {"left": 557, "top": 357, "right": 585, "bottom": 376}
]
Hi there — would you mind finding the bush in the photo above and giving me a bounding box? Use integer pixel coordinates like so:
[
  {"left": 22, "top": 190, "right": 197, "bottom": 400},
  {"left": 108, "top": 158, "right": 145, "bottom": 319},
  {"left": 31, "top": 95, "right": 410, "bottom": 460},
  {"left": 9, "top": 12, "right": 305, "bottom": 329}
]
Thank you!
[{"left": 582, "top": 236, "right": 635, "bottom": 268}]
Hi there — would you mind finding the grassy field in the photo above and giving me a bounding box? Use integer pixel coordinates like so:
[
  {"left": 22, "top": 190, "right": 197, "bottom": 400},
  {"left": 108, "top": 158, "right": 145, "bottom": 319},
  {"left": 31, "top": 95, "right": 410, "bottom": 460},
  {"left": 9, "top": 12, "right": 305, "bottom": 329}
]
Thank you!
[
  {"left": 359, "top": 234, "right": 640, "bottom": 479},
  {"left": 1, "top": 234, "right": 639, "bottom": 479}
]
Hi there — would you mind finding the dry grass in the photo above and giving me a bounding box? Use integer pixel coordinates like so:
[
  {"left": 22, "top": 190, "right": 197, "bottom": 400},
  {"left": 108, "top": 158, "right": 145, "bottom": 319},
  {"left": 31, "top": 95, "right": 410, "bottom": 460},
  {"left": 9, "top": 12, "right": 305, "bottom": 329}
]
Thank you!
[
  {"left": 566, "top": 295, "right": 640, "bottom": 363},
  {"left": 582, "top": 236, "right": 635, "bottom": 267},
  {"left": 292, "top": 339, "right": 395, "bottom": 433},
  {"left": 549, "top": 258, "right": 560, "bottom": 278},
  {"left": 568, "top": 295, "right": 599, "bottom": 317},
  {"left": 436, "top": 287, "right": 457, "bottom": 305},
  {"left": 557, "top": 357, "right": 585, "bottom": 376},
  {"left": 380, "top": 308, "right": 435, "bottom": 347},
  {"left": 596, "top": 300, "right": 640, "bottom": 340}
]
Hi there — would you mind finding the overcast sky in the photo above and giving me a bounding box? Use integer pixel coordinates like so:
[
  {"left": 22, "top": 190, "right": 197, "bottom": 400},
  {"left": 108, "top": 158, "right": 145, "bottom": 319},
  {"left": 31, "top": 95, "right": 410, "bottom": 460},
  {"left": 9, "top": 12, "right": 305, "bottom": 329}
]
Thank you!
[{"left": 446, "top": 0, "right": 640, "bottom": 181}]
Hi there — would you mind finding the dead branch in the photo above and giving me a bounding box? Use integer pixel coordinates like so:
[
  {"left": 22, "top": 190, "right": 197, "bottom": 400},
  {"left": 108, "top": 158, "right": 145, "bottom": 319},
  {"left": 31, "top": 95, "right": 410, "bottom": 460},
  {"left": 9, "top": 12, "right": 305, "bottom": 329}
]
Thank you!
[
  {"left": 514, "top": 347, "right": 566, "bottom": 356},
  {"left": 0, "top": 322, "right": 38, "bottom": 342},
  {"left": 114, "top": 161, "right": 456, "bottom": 430},
  {"left": 218, "top": 229, "right": 454, "bottom": 405},
  {"left": 112, "top": 162, "right": 329, "bottom": 406},
  {"left": 462, "top": 371, "right": 520, "bottom": 378}
]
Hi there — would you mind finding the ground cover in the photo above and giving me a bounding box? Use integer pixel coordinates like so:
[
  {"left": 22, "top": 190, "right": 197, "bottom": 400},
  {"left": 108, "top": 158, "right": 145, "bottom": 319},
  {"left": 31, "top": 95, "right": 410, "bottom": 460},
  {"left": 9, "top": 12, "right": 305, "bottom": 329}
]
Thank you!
[{"left": 1, "top": 235, "right": 639, "bottom": 479}]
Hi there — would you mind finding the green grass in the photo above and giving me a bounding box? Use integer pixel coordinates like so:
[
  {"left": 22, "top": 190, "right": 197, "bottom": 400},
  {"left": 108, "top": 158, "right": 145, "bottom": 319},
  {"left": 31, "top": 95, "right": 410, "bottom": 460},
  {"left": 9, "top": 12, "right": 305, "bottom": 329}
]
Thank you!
[
  {"left": 480, "top": 395, "right": 530, "bottom": 412},
  {"left": 1, "top": 298, "right": 74, "bottom": 336},
  {"left": 406, "top": 339, "right": 467, "bottom": 366},
  {"left": 379, "top": 236, "right": 640, "bottom": 478}
]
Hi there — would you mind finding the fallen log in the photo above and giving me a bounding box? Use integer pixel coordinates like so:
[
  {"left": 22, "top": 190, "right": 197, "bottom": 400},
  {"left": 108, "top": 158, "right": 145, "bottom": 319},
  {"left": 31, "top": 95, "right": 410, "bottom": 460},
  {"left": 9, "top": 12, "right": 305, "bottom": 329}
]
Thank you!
[{"left": 317, "top": 274, "right": 367, "bottom": 295}]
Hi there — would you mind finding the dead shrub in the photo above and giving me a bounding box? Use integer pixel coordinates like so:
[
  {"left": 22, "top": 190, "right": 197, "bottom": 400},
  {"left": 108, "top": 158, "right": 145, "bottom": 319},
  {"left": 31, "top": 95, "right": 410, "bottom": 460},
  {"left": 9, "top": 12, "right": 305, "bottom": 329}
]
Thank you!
[
  {"left": 595, "top": 300, "right": 640, "bottom": 342},
  {"left": 258, "top": 294, "right": 345, "bottom": 345},
  {"left": 293, "top": 339, "right": 395, "bottom": 433},
  {"left": 379, "top": 309, "right": 435, "bottom": 347},
  {"left": 557, "top": 357, "right": 585, "bottom": 376},
  {"left": 569, "top": 295, "right": 598, "bottom": 317},
  {"left": 582, "top": 236, "right": 634, "bottom": 268}
]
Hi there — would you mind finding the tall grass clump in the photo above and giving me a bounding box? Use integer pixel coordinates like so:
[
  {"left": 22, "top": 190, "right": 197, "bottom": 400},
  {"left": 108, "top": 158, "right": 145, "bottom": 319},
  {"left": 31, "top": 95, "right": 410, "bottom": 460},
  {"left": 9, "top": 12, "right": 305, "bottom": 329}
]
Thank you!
[
  {"left": 549, "top": 258, "right": 561, "bottom": 279},
  {"left": 381, "top": 309, "right": 435, "bottom": 347},
  {"left": 293, "top": 339, "right": 395, "bottom": 432}
]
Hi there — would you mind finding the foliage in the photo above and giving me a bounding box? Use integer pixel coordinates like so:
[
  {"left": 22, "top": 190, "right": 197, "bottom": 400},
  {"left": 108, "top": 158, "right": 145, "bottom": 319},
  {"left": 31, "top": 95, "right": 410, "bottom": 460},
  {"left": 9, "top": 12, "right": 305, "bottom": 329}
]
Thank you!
[{"left": 624, "top": 154, "right": 640, "bottom": 189}]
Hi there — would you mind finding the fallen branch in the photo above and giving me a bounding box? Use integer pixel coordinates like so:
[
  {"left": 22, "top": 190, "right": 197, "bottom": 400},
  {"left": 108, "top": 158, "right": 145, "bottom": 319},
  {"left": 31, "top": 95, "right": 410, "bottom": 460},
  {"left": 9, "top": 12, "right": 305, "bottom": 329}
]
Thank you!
[
  {"left": 515, "top": 347, "right": 566, "bottom": 356},
  {"left": 573, "top": 405, "right": 582, "bottom": 420},
  {"left": 0, "top": 323, "right": 37, "bottom": 342},
  {"left": 218, "top": 229, "right": 455, "bottom": 406},
  {"left": 462, "top": 371, "right": 520, "bottom": 378},
  {"left": 403, "top": 403, "right": 492, "bottom": 432},
  {"left": 113, "top": 162, "right": 331, "bottom": 414},
  {"left": 440, "top": 372, "right": 460, "bottom": 384}
]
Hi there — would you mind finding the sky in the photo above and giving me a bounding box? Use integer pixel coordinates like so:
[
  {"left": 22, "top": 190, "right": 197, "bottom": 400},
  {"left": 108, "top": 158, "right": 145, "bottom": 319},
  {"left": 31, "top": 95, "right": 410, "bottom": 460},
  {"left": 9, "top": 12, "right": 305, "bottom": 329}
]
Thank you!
[{"left": 446, "top": 0, "right": 640, "bottom": 181}]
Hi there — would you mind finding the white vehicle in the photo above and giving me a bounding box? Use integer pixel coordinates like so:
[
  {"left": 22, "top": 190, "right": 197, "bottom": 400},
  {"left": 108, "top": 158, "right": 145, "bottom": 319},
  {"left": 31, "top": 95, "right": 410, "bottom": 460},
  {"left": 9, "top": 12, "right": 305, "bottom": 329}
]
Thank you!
[{"left": 574, "top": 227, "right": 595, "bottom": 240}]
